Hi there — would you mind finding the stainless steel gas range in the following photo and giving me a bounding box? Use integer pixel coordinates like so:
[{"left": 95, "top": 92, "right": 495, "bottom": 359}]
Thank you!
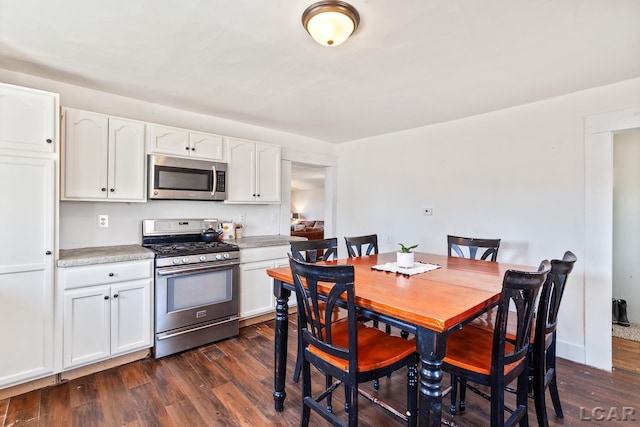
[{"left": 142, "top": 218, "right": 240, "bottom": 358}]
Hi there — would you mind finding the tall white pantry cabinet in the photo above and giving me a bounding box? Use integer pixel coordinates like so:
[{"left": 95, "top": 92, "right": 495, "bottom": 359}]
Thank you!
[{"left": 0, "top": 82, "right": 59, "bottom": 389}]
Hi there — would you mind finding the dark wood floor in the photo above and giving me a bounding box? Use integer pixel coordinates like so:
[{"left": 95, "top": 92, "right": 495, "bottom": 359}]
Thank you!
[{"left": 2, "top": 320, "right": 639, "bottom": 426}]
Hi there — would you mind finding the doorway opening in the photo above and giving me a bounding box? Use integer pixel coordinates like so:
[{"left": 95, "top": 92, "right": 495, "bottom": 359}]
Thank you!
[
  {"left": 585, "top": 106, "right": 640, "bottom": 371},
  {"left": 289, "top": 162, "right": 327, "bottom": 241},
  {"left": 612, "top": 129, "right": 640, "bottom": 373}
]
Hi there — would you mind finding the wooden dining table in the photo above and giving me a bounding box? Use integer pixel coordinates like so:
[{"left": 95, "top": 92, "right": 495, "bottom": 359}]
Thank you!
[{"left": 266, "top": 252, "right": 537, "bottom": 427}]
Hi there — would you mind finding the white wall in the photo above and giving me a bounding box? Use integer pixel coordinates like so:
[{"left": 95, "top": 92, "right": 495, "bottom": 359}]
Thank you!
[
  {"left": 0, "top": 69, "right": 337, "bottom": 248},
  {"left": 336, "top": 77, "right": 640, "bottom": 367},
  {"left": 291, "top": 187, "right": 325, "bottom": 221},
  {"left": 613, "top": 129, "right": 640, "bottom": 324}
]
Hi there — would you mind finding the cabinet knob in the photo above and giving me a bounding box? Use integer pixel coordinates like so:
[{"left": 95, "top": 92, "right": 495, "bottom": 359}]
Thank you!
[
  {"left": 257, "top": 194, "right": 261, "bottom": 197},
  {"left": 104, "top": 296, "right": 109, "bottom": 300},
  {"left": 108, "top": 273, "right": 114, "bottom": 277},
  {"left": 45, "top": 251, "right": 52, "bottom": 255},
  {"left": 113, "top": 294, "right": 119, "bottom": 298},
  {"left": 110, "top": 188, "right": 115, "bottom": 192},
  {"left": 252, "top": 194, "right": 256, "bottom": 197},
  {"left": 191, "top": 147, "right": 195, "bottom": 151},
  {"left": 101, "top": 188, "right": 107, "bottom": 192},
  {"left": 46, "top": 139, "right": 52, "bottom": 144},
  {"left": 185, "top": 147, "right": 190, "bottom": 151}
]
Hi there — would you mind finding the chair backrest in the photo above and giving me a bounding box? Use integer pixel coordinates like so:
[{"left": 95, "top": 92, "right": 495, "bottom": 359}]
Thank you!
[
  {"left": 288, "top": 255, "right": 358, "bottom": 373},
  {"left": 290, "top": 238, "right": 338, "bottom": 263},
  {"left": 447, "top": 235, "right": 501, "bottom": 261},
  {"left": 344, "top": 234, "right": 379, "bottom": 258},
  {"left": 492, "top": 260, "right": 550, "bottom": 373},
  {"left": 534, "top": 251, "right": 577, "bottom": 348}
]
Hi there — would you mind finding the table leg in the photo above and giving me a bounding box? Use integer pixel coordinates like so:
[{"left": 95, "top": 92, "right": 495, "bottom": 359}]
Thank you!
[
  {"left": 273, "top": 279, "right": 290, "bottom": 412},
  {"left": 416, "top": 327, "right": 448, "bottom": 427}
]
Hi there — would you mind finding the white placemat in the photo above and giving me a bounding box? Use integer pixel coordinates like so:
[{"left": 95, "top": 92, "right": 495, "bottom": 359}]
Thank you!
[{"left": 371, "top": 261, "right": 441, "bottom": 276}]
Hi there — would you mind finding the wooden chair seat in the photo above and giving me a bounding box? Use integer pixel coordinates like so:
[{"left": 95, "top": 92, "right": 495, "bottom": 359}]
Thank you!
[
  {"left": 469, "top": 308, "right": 534, "bottom": 344},
  {"left": 308, "top": 320, "right": 417, "bottom": 372},
  {"left": 469, "top": 317, "right": 554, "bottom": 352},
  {"left": 444, "top": 326, "right": 519, "bottom": 376}
]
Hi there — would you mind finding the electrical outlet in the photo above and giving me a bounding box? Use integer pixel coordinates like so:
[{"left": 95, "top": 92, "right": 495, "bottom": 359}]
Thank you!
[
  {"left": 98, "top": 214, "right": 109, "bottom": 228},
  {"left": 238, "top": 213, "right": 246, "bottom": 223},
  {"left": 271, "top": 211, "right": 278, "bottom": 221},
  {"left": 423, "top": 208, "right": 433, "bottom": 216}
]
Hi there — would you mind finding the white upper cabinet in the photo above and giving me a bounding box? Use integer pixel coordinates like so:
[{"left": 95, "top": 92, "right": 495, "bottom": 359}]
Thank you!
[
  {"left": 0, "top": 82, "right": 58, "bottom": 154},
  {"left": 62, "top": 109, "right": 146, "bottom": 202},
  {"left": 149, "top": 124, "right": 225, "bottom": 161},
  {"left": 226, "top": 137, "right": 281, "bottom": 203}
]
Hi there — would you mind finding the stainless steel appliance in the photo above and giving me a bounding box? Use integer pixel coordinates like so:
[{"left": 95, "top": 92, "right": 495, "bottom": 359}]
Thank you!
[
  {"left": 148, "top": 154, "right": 228, "bottom": 201},
  {"left": 142, "top": 218, "right": 239, "bottom": 358}
]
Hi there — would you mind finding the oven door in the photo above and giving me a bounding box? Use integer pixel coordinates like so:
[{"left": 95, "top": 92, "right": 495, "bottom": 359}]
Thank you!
[{"left": 155, "top": 261, "right": 239, "bottom": 333}]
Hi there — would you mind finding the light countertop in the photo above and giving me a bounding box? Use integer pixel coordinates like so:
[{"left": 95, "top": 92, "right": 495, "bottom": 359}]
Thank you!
[
  {"left": 233, "top": 234, "right": 305, "bottom": 249},
  {"left": 58, "top": 244, "right": 155, "bottom": 267},
  {"left": 57, "top": 235, "right": 304, "bottom": 267}
]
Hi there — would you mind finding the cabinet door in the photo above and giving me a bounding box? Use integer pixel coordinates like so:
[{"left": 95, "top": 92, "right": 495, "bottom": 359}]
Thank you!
[
  {"left": 190, "top": 131, "right": 225, "bottom": 161},
  {"left": 63, "top": 285, "right": 111, "bottom": 369},
  {"left": 255, "top": 142, "right": 281, "bottom": 203},
  {"left": 63, "top": 109, "right": 109, "bottom": 199},
  {"left": 239, "top": 260, "right": 276, "bottom": 319},
  {"left": 0, "top": 156, "right": 54, "bottom": 387},
  {"left": 108, "top": 118, "right": 146, "bottom": 201},
  {"left": 0, "top": 270, "right": 54, "bottom": 387},
  {"left": 148, "top": 124, "right": 189, "bottom": 156},
  {"left": 110, "top": 279, "right": 152, "bottom": 356},
  {"left": 226, "top": 138, "right": 257, "bottom": 202},
  {"left": 0, "top": 83, "right": 57, "bottom": 154}
]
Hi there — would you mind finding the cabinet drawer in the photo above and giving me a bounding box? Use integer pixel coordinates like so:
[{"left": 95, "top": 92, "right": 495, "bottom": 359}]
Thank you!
[
  {"left": 62, "top": 260, "right": 153, "bottom": 289},
  {"left": 240, "top": 245, "right": 289, "bottom": 264}
]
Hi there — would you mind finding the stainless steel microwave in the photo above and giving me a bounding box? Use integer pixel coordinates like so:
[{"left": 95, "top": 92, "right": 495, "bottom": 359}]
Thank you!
[{"left": 148, "top": 154, "right": 227, "bottom": 201}]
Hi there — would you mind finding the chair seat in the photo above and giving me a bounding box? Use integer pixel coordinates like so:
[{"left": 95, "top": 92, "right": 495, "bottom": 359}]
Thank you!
[
  {"left": 469, "top": 309, "right": 553, "bottom": 348},
  {"left": 443, "top": 326, "right": 520, "bottom": 376},
  {"left": 308, "top": 320, "right": 417, "bottom": 372}
]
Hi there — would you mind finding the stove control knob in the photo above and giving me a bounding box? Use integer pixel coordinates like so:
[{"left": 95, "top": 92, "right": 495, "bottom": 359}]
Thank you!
[
  {"left": 215, "top": 254, "right": 222, "bottom": 260},
  {"left": 199, "top": 255, "right": 207, "bottom": 262},
  {"left": 182, "top": 257, "right": 189, "bottom": 264},
  {"left": 223, "top": 253, "right": 230, "bottom": 259},
  {"left": 173, "top": 259, "right": 180, "bottom": 265}
]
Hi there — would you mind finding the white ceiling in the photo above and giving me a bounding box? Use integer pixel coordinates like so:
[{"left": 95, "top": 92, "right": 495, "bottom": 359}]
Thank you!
[{"left": 1, "top": 0, "right": 639, "bottom": 143}]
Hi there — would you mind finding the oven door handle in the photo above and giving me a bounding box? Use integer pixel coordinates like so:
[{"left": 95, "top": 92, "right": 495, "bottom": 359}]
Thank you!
[
  {"left": 156, "top": 261, "right": 239, "bottom": 276},
  {"left": 156, "top": 316, "right": 239, "bottom": 341}
]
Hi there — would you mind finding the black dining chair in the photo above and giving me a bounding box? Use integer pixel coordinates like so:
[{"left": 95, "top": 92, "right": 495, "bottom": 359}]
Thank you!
[
  {"left": 457, "top": 251, "right": 577, "bottom": 427},
  {"left": 444, "top": 260, "right": 550, "bottom": 426},
  {"left": 289, "top": 255, "right": 418, "bottom": 427},
  {"left": 530, "top": 251, "right": 577, "bottom": 427},
  {"left": 291, "top": 238, "right": 338, "bottom": 263},
  {"left": 344, "top": 234, "right": 378, "bottom": 258},
  {"left": 447, "top": 235, "right": 501, "bottom": 261},
  {"left": 290, "top": 238, "right": 339, "bottom": 383},
  {"left": 344, "top": 234, "right": 384, "bottom": 334}
]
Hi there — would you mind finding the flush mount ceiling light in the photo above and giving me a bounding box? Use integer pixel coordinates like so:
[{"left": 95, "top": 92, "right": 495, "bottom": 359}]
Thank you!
[{"left": 302, "top": 1, "right": 360, "bottom": 47}]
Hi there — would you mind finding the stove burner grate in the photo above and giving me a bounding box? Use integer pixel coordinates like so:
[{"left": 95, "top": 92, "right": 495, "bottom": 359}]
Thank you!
[{"left": 147, "top": 241, "right": 238, "bottom": 256}]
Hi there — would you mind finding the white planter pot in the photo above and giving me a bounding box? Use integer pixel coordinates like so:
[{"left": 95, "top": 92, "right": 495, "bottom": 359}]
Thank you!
[{"left": 397, "top": 252, "right": 414, "bottom": 268}]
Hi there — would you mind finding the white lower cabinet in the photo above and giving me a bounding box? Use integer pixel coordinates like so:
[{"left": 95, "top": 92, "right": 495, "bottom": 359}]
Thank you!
[
  {"left": 60, "top": 260, "right": 153, "bottom": 370},
  {"left": 239, "top": 246, "right": 292, "bottom": 319}
]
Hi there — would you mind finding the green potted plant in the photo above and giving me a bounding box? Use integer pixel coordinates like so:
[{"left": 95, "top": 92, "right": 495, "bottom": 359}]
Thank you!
[{"left": 397, "top": 243, "right": 418, "bottom": 268}]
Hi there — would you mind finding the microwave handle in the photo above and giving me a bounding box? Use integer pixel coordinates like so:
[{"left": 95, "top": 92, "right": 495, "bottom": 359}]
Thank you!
[{"left": 211, "top": 165, "right": 217, "bottom": 195}]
